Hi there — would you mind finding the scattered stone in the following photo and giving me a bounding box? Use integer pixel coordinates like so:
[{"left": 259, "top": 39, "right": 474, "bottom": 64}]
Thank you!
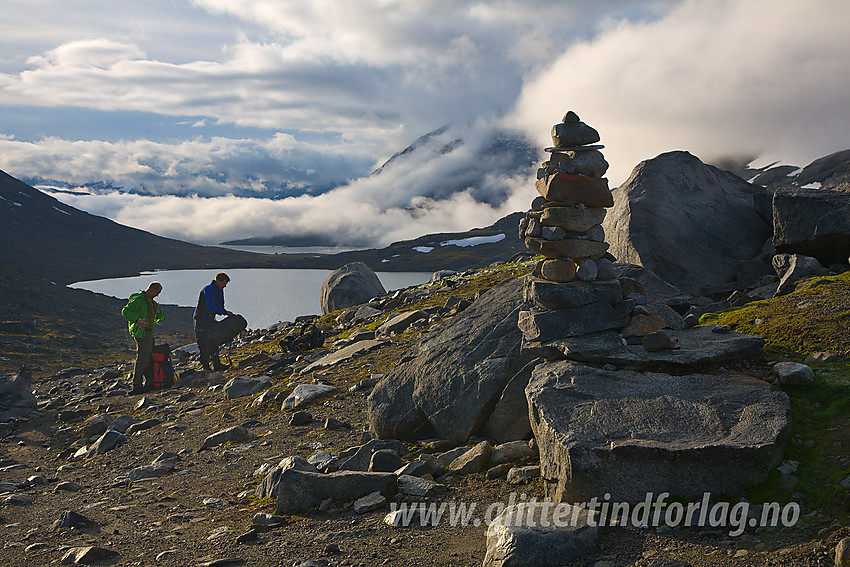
[
  {"left": 395, "top": 460, "right": 434, "bottom": 478},
  {"left": 621, "top": 313, "right": 667, "bottom": 338},
  {"left": 379, "top": 310, "right": 428, "bottom": 336},
  {"left": 200, "top": 426, "right": 255, "bottom": 450},
  {"left": 368, "top": 277, "right": 527, "bottom": 442},
  {"left": 135, "top": 396, "right": 156, "bottom": 410},
  {"left": 156, "top": 550, "right": 179, "bottom": 561},
  {"left": 289, "top": 411, "right": 313, "bottom": 426},
  {"left": 483, "top": 504, "right": 598, "bottom": 567},
  {"left": 397, "top": 475, "right": 447, "bottom": 498},
  {"left": 250, "top": 388, "right": 281, "bottom": 407},
  {"left": 235, "top": 529, "right": 258, "bottom": 544},
  {"left": 87, "top": 430, "right": 126, "bottom": 457},
  {"left": 54, "top": 481, "right": 82, "bottom": 492},
  {"left": 352, "top": 305, "right": 382, "bottom": 322},
  {"left": 772, "top": 186, "right": 850, "bottom": 266},
  {"left": 107, "top": 415, "right": 136, "bottom": 434},
  {"left": 323, "top": 417, "right": 349, "bottom": 430},
  {"left": 128, "top": 457, "right": 177, "bottom": 481},
  {"left": 490, "top": 440, "right": 536, "bottom": 465},
  {"left": 804, "top": 352, "right": 840, "bottom": 365},
  {"left": 773, "top": 362, "right": 815, "bottom": 385},
  {"left": 126, "top": 418, "right": 162, "bottom": 436},
  {"left": 60, "top": 546, "right": 119, "bottom": 565},
  {"left": 52, "top": 510, "right": 97, "bottom": 530},
  {"left": 642, "top": 330, "right": 675, "bottom": 352},
  {"left": 603, "top": 151, "right": 772, "bottom": 296},
  {"left": 447, "top": 441, "right": 493, "bottom": 475},
  {"left": 0, "top": 372, "right": 37, "bottom": 421},
  {"left": 225, "top": 376, "right": 272, "bottom": 399},
  {"left": 486, "top": 463, "right": 513, "bottom": 480},
  {"left": 353, "top": 491, "right": 387, "bottom": 513},
  {"left": 300, "top": 340, "right": 385, "bottom": 375},
  {"left": 252, "top": 513, "right": 288, "bottom": 528},
  {"left": 281, "top": 384, "right": 337, "bottom": 409},
  {"left": 307, "top": 450, "right": 338, "bottom": 472},
  {"left": 196, "top": 557, "right": 246, "bottom": 567},
  {"left": 338, "top": 439, "right": 407, "bottom": 472},
  {"left": 507, "top": 466, "right": 540, "bottom": 484},
  {"left": 0, "top": 493, "right": 33, "bottom": 506},
  {"left": 83, "top": 414, "right": 113, "bottom": 438},
  {"left": 369, "top": 449, "right": 403, "bottom": 473}
]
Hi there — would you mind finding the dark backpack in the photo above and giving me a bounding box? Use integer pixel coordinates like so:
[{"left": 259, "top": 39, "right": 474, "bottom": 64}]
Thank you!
[
  {"left": 144, "top": 343, "right": 174, "bottom": 390},
  {"left": 280, "top": 323, "right": 324, "bottom": 352},
  {"left": 210, "top": 314, "right": 248, "bottom": 348}
]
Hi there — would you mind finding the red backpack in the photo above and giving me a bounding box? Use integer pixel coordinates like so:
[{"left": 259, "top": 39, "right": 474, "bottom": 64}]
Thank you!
[{"left": 144, "top": 344, "right": 175, "bottom": 389}]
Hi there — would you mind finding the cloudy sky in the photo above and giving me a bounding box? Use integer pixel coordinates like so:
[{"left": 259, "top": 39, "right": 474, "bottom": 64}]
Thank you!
[{"left": 1, "top": 0, "right": 849, "bottom": 246}]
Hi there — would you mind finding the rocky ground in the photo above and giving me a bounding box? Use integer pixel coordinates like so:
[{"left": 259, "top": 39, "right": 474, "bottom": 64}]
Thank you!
[{"left": 2, "top": 262, "right": 850, "bottom": 567}]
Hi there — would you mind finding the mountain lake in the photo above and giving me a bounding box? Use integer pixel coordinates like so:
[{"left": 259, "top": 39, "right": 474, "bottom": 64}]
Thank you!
[{"left": 70, "top": 268, "right": 433, "bottom": 329}]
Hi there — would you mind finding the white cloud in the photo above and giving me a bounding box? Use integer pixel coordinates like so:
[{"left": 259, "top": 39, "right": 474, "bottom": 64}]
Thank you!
[
  {"left": 45, "top": 175, "right": 530, "bottom": 247},
  {"left": 2, "top": 0, "right": 849, "bottom": 250},
  {"left": 504, "top": 0, "right": 850, "bottom": 185},
  {"left": 0, "top": 134, "right": 374, "bottom": 197},
  {"left": 23, "top": 119, "right": 537, "bottom": 246}
]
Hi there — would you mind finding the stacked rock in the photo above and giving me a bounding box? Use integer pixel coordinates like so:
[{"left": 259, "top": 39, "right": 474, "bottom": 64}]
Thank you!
[
  {"left": 518, "top": 112, "right": 628, "bottom": 344},
  {"left": 518, "top": 110, "right": 614, "bottom": 283}
]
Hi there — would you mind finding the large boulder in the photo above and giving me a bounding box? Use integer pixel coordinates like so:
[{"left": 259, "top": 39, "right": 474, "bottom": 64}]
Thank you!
[
  {"left": 320, "top": 262, "right": 386, "bottom": 315},
  {"left": 0, "top": 372, "right": 37, "bottom": 422},
  {"left": 603, "top": 151, "right": 772, "bottom": 295},
  {"left": 527, "top": 361, "right": 790, "bottom": 503},
  {"left": 612, "top": 263, "right": 688, "bottom": 307},
  {"left": 255, "top": 456, "right": 316, "bottom": 499},
  {"left": 368, "top": 276, "right": 528, "bottom": 442},
  {"left": 772, "top": 187, "right": 850, "bottom": 266},
  {"left": 773, "top": 254, "right": 827, "bottom": 296}
]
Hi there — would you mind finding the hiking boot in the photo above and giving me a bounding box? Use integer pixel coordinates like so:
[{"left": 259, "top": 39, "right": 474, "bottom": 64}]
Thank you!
[{"left": 213, "top": 361, "right": 231, "bottom": 371}]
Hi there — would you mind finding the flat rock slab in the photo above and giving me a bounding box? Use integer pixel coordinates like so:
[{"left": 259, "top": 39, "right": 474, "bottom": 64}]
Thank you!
[
  {"left": 518, "top": 303, "right": 626, "bottom": 342},
  {"left": 275, "top": 469, "right": 397, "bottom": 515},
  {"left": 526, "top": 361, "right": 790, "bottom": 503},
  {"left": 300, "top": 340, "right": 386, "bottom": 374},
  {"left": 522, "top": 325, "right": 764, "bottom": 369}
]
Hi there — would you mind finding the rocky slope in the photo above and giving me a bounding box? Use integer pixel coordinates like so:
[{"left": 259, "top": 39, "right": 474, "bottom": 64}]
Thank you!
[{"left": 2, "top": 261, "right": 850, "bottom": 567}]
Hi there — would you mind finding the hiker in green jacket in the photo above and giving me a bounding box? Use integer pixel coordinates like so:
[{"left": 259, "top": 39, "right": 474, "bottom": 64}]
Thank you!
[{"left": 122, "top": 282, "right": 165, "bottom": 395}]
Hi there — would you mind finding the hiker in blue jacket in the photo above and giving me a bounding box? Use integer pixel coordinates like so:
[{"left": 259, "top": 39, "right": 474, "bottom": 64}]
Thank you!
[{"left": 194, "top": 272, "right": 233, "bottom": 371}]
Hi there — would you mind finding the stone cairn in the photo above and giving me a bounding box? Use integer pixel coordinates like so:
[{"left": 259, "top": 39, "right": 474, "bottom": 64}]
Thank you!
[{"left": 517, "top": 111, "right": 634, "bottom": 346}]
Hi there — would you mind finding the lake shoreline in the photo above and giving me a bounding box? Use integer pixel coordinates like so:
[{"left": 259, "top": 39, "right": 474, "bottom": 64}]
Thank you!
[{"left": 70, "top": 267, "right": 433, "bottom": 329}]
